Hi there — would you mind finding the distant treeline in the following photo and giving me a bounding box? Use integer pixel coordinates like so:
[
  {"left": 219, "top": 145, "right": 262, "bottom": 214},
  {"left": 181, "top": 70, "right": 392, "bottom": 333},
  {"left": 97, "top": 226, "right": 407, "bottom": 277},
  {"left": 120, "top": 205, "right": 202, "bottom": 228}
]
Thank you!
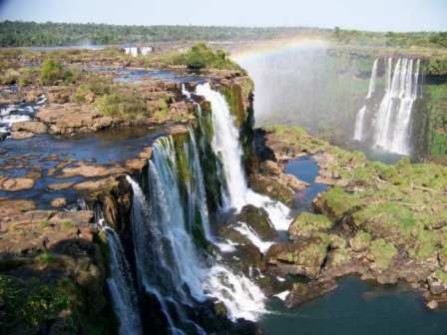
[
  {"left": 0, "top": 21, "right": 446, "bottom": 49},
  {"left": 0, "top": 21, "right": 326, "bottom": 47}
]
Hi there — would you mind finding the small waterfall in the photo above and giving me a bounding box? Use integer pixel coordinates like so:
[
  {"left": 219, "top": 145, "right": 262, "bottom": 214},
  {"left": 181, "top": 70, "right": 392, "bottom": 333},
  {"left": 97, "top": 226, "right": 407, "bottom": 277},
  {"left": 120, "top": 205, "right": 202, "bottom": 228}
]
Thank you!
[
  {"left": 104, "top": 226, "right": 142, "bottom": 335},
  {"left": 366, "top": 58, "right": 379, "bottom": 99},
  {"left": 353, "top": 105, "right": 367, "bottom": 141},
  {"left": 195, "top": 83, "right": 291, "bottom": 231},
  {"left": 353, "top": 58, "right": 379, "bottom": 141}
]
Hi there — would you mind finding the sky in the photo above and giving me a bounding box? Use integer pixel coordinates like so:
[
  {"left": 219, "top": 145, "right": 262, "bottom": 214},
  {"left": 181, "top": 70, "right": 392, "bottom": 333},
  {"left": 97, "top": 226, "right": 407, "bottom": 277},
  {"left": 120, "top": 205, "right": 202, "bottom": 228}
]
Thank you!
[{"left": 0, "top": 0, "right": 446, "bottom": 32}]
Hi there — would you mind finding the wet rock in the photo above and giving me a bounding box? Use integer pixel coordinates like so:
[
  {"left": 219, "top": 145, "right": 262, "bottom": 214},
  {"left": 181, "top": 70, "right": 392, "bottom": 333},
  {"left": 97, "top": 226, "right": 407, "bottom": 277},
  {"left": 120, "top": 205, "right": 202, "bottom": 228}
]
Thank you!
[
  {"left": 285, "top": 279, "right": 338, "bottom": 308},
  {"left": 230, "top": 204, "right": 278, "bottom": 240},
  {"left": 51, "top": 197, "right": 66, "bottom": 208},
  {"left": 426, "top": 300, "right": 439, "bottom": 310},
  {"left": 249, "top": 173, "right": 295, "bottom": 206},
  {"left": 266, "top": 236, "right": 330, "bottom": 279},
  {"left": 0, "top": 199, "right": 36, "bottom": 216},
  {"left": 10, "top": 131, "right": 34, "bottom": 139},
  {"left": 427, "top": 271, "right": 447, "bottom": 295}
]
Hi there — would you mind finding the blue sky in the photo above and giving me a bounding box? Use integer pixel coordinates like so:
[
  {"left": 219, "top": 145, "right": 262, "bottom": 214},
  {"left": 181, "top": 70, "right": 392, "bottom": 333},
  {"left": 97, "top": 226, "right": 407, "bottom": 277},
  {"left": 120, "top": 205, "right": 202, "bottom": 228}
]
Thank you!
[{"left": 0, "top": 0, "right": 446, "bottom": 32}]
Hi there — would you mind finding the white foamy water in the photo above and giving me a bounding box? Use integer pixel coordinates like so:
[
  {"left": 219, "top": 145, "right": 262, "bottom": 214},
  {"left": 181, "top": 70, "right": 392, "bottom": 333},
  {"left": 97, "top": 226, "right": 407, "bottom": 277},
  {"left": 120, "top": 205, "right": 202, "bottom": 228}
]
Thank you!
[
  {"left": 204, "top": 265, "right": 267, "bottom": 322},
  {"left": 233, "top": 222, "right": 274, "bottom": 253}
]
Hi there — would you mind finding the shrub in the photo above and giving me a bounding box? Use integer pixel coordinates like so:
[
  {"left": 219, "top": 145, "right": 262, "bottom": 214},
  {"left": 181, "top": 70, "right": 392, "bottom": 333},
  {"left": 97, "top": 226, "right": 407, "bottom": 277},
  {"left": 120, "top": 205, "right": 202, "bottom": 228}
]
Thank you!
[
  {"left": 0, "top": 275, "right": 70, "bottom": 334},
  {"left": 73, "top": 77, "right": 111, "bottom": 103},
  {"left": 95, "top": 91, "right": 147, "bottom": 119},
  {"left": 369, "top": 239, "right": 397, "bottom": 271},
  {"left": 40, "top": 59, "right": 75, "bottom": 85},
  {"left": 173, "top": 43, "right": 240, "bottom": 70}
]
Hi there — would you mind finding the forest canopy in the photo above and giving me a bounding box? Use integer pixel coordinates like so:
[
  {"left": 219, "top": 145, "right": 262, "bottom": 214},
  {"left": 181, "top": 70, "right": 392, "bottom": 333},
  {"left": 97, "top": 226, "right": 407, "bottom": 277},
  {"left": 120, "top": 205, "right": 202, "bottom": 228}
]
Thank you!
[{"left": 0, "top": 21, "right": 446, "bottom": 49}]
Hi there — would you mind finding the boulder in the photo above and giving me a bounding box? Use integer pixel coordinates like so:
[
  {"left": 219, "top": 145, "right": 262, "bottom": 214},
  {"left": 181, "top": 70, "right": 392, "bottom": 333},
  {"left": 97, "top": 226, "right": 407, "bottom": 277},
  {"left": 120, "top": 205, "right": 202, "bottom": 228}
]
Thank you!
[
  {"left": 266, "top": 236, "right": 329, "bottom": 279},
  {"left": 285, "top": 279, "right": 338, "bottom": 308},
  {"left": 12, "top": 121, "right": 48, "bottom": 134}
]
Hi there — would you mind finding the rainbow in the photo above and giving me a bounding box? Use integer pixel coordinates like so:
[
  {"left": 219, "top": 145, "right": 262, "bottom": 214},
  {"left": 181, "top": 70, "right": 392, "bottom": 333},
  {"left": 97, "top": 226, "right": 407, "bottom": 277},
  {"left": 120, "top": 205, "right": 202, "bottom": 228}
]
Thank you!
[{"left": 230, "top": 37, "right": 330, "bottom": 62}]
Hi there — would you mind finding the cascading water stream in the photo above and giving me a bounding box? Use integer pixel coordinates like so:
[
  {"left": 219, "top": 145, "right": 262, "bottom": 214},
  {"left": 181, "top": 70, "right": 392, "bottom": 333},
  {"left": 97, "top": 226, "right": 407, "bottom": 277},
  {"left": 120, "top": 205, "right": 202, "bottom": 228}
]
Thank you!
[
  {"left": 125, "top": 126, "right": 269, "bottom": 331},
  {"left": 354, "top": 57, "right": 421, "bottom": 156},
  {"left": 104, "top": 226, "right": 142, "bottom": 335},
  {"left": 353, "top": 58, "right": 379, "bottom": 141},
  {"left": 195, "top": 83, "right": 292, "bottom": 231},
  {"left": 372, "top": 58, "right": 420, "bottom": 155}
]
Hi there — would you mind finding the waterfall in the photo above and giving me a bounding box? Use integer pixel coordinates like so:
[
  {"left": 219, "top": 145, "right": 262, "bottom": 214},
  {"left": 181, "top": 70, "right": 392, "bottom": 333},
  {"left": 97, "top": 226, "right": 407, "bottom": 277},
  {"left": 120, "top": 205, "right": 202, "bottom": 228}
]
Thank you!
[
  {"left": 354, "top": 57, "right": 421, "bottom": 156},
  {"left": 372, "top": 58, "right": 420, "bottom": 155},
  {"left": 104, "top": 226, "right": 142, "bottom": 335},
  {"left": 366, "top": 58, "right": 379, "bottom": 99},
  {"left": 185, "top": 127, "right": 213, "bottom": 241},
  {"left": 195, "top": 83, "right": 292, "bottom": 231},
  {"left": 125, "top": 128, "right": 268, "bottom": 330},
  {"left": 353, "top": 105, "right": 367, "bottom": 141},
  {"left": 353, "top": 58, "right": 378, "bottom": 141}
]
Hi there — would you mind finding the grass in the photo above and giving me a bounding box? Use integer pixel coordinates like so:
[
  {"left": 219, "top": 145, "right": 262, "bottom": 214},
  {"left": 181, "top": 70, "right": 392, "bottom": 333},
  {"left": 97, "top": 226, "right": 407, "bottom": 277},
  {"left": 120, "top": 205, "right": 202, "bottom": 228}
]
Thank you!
[
  {"left": 289, "top": 212, "right": 334, "bottom": 238},
  {"left": 369, "top": 239, "right": 398, "bottom": 271}
]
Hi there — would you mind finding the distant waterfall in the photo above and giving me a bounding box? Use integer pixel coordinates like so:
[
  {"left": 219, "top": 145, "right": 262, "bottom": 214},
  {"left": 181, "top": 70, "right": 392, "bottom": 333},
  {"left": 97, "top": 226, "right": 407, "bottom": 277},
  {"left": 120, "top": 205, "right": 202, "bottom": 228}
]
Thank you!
[
  {"left": 196, "top": 83, "right": 292, "bottom": 231},
  {"left": 104, "top": 226, "right": 142, "bottom": 335},
  {"left": 353, "top": 57, "right": 421, "bottom": 156},
  {"left": 353, "top": 58, "right": 379, "bottom": 141},
  {"left": 373, "top": 58, "right": 420, "bottom": 155}
]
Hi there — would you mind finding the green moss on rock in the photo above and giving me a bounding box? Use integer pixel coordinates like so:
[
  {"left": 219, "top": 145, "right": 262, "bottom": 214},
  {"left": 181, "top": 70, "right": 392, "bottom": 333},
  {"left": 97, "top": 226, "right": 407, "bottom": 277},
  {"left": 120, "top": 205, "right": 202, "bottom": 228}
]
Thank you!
[{"left": 289, "top": 212, "right": 334, "bottom": 239}]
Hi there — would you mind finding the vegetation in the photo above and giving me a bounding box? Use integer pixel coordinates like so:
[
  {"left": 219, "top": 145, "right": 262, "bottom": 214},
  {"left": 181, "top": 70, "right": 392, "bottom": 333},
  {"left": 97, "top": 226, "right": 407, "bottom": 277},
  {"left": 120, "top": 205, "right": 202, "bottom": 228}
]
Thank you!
[
  {"left": 95, "top": 91, "right": 147, "bottom": 119},
  {"left": 171, "top": 43, "right": 240, "bottom": 70},
  {"left": 268, "top": 126, "right": 447, "bottom": 274},
  {"left": 0, "top": 21, "right": 326, "bottom": 47},
  {"left": 40, "top": 59, "right": 78, "bottom": 85},
  {"left": 289, "top": 212, "right": 334, "bottom": 238},
  {"left": 0, "top": 275, "right": 72, "bottom": 334}
]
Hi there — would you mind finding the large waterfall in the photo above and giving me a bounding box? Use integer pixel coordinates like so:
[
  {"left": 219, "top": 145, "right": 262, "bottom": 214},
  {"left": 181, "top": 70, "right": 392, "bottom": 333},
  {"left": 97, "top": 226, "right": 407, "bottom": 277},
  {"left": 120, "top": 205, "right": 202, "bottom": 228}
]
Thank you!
[
  {"left": 195, "top": 83, "right": 292, "bottom": 231},
  {"left": 104, "top": 226, "right": 143, "bottom": 335},
  {"left": 353, "top": 58, "right": 421, "bottom": 155}
]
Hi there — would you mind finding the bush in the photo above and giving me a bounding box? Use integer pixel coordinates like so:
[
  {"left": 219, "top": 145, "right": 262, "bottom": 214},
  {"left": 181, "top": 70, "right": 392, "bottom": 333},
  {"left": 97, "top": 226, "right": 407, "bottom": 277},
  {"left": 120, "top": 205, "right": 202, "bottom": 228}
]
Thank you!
[
  {"left": 173, "top": 43, "right": 240, "bottom": 70},
  {"left": 73, "top": 77, "right": 111, "bottom": 103},
  {"left": 0, "top": 275, "right": 71, "bottom": 334},
  {"left": 95, "top": 91, "right": 147, "bottom": 119},
  {"left": 40, "top": 59, "right": 76, "bottom": 85}
]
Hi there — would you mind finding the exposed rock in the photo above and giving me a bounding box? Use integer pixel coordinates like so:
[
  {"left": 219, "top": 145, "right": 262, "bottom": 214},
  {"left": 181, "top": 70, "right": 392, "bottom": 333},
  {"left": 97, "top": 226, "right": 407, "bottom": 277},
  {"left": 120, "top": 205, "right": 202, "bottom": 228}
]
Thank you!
[
  {"left": 46, "top": 86, "right": 73, "bottom": 103},
  {"left": 11, "top": 121, "right": 48, "bottom": 134},
  {"left": 60, "top": 162, "right": 125, "bottom": 178},
  {"left": 37, "top": 103, "right": 115, "bottom": 134},
  {"left": 0, "top": 176, "right": 36, "bottom": 191},
  {"left": 426, "top": 300, "right": 439, "bottom": 310},
  {"left": 0, "top": 209, "right": 94, "bottom": 254},
  {"left": 230, "top": 204, "right": 278, "bottom": 240},
  {"left": 266, "top": 237, "right": 330, "bottom": 279},
  {"left": 10, "top": 131, "right": 34, "bottom": 140},
  {"left": 51, "top": 197, "right": 66, "bottom": 208},
  {"left": 427, "top": 271, "right": 447, "bottom": 295},
  {"left": 285, "top": 279, "right": 338, "bottom": 308}
]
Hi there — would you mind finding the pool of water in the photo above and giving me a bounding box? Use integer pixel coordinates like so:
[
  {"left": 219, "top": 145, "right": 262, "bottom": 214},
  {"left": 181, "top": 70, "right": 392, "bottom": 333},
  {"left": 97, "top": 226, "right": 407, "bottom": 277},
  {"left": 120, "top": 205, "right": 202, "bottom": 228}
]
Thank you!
[
  {"left": 285, "top": 155, "right": 328, "bottom": 211},
  {"left": 261, "top": 277, "right": 447, "bottom": 335},
  {"left": 0, "top": 126, "right": 166, "bottom": 207}
]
